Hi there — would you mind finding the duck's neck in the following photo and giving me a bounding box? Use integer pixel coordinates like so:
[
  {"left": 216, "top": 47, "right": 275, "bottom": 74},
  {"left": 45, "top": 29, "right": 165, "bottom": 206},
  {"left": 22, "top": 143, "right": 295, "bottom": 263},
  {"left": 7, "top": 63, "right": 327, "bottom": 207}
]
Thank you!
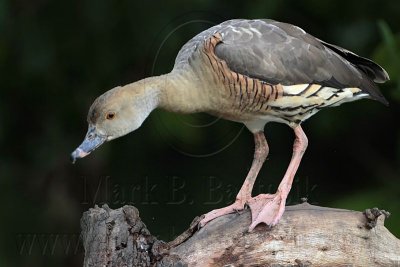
[{"left": 131, "top": 71, "right": 209, "bottom": 114}]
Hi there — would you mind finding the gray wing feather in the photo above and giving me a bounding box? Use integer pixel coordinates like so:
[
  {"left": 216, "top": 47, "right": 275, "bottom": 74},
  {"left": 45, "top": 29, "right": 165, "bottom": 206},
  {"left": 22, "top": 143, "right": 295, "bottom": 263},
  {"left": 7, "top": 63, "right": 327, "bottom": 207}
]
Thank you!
[
  {"left": 212, "top": 19, "right": 388, "bottom": 104},
  {"left": 317, "top": 40, "right": 390, "bottom": 83}
]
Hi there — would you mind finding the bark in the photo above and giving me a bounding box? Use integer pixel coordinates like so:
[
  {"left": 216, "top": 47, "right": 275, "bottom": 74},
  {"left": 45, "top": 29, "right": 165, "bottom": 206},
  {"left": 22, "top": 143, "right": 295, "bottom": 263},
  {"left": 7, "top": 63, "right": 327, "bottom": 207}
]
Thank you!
[{"left": 81, "top": 203, "right": 400, "bottom": 267}]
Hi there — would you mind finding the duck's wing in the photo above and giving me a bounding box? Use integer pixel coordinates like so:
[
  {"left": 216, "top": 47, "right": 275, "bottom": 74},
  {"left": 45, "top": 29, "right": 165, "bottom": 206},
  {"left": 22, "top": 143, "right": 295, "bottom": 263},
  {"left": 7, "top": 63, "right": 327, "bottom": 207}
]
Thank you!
[{"left": 214, "top": 19, "right": 388, "bottom": 104}]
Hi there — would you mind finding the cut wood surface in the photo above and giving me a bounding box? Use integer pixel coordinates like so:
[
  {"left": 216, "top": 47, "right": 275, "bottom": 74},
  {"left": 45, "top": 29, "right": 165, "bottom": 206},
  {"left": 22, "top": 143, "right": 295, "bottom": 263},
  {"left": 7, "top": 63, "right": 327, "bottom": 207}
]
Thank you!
[{"left": 81, "top": 203, "right": 400, "bottom": 267}]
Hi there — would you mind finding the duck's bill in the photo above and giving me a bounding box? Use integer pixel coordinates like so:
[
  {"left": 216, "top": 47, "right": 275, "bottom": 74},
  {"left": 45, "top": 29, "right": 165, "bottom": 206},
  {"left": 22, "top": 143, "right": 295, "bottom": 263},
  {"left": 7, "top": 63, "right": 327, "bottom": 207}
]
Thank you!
[{"left": 70, "top": 129, "right": 107, "bottom": 164}]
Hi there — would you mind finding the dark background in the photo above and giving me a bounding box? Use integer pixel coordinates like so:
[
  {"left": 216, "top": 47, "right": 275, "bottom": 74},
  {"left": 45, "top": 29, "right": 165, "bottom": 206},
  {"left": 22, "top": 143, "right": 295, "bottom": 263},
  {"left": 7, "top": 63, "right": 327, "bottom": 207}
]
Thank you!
[{"left": 1, "top": 0, "right": 399, "bottom": 266}]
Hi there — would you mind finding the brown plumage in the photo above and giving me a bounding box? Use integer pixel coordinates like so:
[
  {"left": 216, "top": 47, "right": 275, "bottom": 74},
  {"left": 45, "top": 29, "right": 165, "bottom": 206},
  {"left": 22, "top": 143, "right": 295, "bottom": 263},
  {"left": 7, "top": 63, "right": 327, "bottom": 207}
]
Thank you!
[{"left": 71, "top": 19, "right": 389, "bottom": 231}]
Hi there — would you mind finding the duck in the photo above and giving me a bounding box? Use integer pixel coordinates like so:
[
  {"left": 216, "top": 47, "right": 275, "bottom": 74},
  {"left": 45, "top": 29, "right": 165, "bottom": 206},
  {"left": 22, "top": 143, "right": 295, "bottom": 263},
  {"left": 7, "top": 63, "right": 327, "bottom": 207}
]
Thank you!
[{"left": 71, "top": 19, "right": 389, "bottom": 231}]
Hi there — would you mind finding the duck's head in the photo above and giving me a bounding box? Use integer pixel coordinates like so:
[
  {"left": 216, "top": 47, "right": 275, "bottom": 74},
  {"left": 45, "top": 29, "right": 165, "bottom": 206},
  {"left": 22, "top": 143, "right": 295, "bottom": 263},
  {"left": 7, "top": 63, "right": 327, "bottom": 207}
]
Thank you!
[{"left": 70, "top": 83, "right": 159, "bottom": 163}]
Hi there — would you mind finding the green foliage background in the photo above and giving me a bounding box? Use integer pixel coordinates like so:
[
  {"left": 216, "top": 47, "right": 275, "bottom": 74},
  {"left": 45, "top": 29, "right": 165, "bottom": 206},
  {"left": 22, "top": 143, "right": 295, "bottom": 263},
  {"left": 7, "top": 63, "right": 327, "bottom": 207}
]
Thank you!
[{"left": 0, "top": 0, "right": 399, "bottom": 266}]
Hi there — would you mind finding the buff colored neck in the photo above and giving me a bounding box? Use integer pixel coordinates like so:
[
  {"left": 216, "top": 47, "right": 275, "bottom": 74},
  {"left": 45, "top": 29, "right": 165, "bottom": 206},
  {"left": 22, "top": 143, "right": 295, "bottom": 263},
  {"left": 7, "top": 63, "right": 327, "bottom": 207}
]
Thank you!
[{"left": 126, "top": 71, "right": 211, "bottom": 114}]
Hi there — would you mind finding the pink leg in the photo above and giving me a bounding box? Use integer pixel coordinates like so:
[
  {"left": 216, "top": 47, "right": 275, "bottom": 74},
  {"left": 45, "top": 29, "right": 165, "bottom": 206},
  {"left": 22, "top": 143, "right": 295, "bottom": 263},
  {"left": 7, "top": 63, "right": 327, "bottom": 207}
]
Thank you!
[
  {"left": 248, "top": 125, "right": 308, "bottom": 231},
  {"left": 199, "top": 132, "right": 269, "bottom": 227}
]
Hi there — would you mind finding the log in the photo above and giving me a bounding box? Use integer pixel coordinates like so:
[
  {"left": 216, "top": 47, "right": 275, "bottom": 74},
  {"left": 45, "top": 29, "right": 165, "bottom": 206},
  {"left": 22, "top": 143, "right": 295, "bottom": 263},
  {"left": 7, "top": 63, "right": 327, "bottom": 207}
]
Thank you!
[{"left": 80, "top": 203, "right": 400, "bottom": 267}]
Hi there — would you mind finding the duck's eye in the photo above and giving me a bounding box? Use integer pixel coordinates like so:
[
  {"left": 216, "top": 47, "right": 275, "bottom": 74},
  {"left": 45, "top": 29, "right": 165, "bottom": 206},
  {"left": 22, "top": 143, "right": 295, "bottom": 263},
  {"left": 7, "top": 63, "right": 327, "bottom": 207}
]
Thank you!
[{"left": 106, "top": 112, "right": 115, "bottom": 120}]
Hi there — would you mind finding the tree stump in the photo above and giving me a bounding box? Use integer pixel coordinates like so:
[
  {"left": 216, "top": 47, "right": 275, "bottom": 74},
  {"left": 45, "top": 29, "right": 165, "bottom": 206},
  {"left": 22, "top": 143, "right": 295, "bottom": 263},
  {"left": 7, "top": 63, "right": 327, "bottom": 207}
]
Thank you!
[{"left": 80, "top": 203, "right": 400, "bottom": 266}]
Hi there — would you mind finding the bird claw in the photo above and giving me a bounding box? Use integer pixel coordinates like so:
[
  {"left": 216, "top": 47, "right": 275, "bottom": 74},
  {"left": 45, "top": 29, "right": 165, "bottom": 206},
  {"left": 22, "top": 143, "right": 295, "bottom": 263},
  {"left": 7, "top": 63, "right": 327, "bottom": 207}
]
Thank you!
[
  {"left": 198, "top": 193, "right": 286, "bottom": 231},
  {"left": 198, "top": 200, "right": 246, "bottom": 228},
  {"left": 248, "top": 193, "right": 286, "bottom": 231}
]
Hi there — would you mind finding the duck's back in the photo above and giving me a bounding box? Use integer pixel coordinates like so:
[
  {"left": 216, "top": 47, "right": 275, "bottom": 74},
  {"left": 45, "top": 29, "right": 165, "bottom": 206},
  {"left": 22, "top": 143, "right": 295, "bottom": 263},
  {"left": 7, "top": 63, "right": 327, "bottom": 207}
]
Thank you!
[{"left": 173, "top": 19, "right": 389, "bottom": 124}]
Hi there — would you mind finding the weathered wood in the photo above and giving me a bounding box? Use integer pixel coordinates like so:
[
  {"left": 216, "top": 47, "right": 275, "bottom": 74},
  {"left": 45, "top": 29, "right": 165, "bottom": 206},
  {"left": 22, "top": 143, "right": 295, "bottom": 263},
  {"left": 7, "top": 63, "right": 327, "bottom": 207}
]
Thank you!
[
  {"left": 80, "top": 204, "right": 172, "bottom": 267},
  {"left": 81, "top": 203, "right": 400, "bottom": 267}
]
